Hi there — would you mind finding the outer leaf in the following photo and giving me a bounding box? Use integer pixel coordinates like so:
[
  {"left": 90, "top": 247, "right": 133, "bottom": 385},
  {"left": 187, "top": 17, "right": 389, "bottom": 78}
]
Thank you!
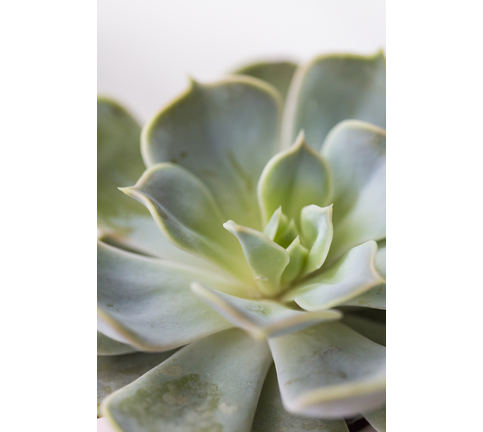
[
  {"left": 300, "top": 205, "right": 334, "bottom": 276},
  {"left": 284, "top": 241, "right": 384, "bottom": 311},
  {"left": 363, "top": 404, "right": 386, "bottom": 432},
  {"left": 191, "top": 282, "right": 341, "bottom": 339},
  {"left": 97, "top": 241, "right": 239, "bottom": 352},
  {"left": 283, "top": 52, "right": 385, "bottom": 150},
  {"left": 323, "top": 120, "right": 386, "bottom": 263},
  {"left": 102, "top": 329, "right": 272, "bottom": 432},
  {"left": 97, "top": 98, "right": 208, "bottom": 266},
  {"left": 257, "top": 132, "right": 332, "bottom": 225},
  {"left": 121, "top": 163, "right": 252, "bottom": 280},
  {"left": 98, "top": 350, "right": 176, "bottom": 415},
  {"left": 252, "top": 366, "right": 350, "bottom": 432},
  {"left": 142, "top": 77, "right": 283, "bottom": 229},
  {"left": 269, "top": 322, "right": 386, "bottom": 418},
  {"left": 232, "top": 61, "right": 297, "bottom": 101},
  {"left": 97, "top": 331, "right": 136, "bottom": 356},
  {"left": 224, "top": 221, "right": 289, "bottom": 296}
]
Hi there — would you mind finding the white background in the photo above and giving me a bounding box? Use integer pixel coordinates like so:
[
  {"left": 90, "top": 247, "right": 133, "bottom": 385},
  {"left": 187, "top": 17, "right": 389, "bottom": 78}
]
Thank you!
[
  {"left": 98, "top": 0, "right": 385, "bottom": 121},
  {"left": 2, "top": 1, "right": 483, "bottom": 432}
]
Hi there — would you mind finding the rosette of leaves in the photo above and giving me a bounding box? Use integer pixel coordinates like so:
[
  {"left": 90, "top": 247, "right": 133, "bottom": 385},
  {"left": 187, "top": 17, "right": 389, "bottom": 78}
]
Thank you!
[{"left": 98, "top": 52, "right": 386, "bottom": 432}]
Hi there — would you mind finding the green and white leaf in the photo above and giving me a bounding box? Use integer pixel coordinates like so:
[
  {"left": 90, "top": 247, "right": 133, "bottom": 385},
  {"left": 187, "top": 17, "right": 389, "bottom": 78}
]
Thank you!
[
  {"left": 283, "top": 241, "right": 384, "bottom": 311},
  {"left": 258, "top": 132, "right": 332, "bottom": 225},
  {"left": 283, "top": 52, "right": 385, "bottom": 150},
  {"left": 98, "top": 350, "right": 176, "bottom": 415},
  {"left": 281, "top": 237, "right": 308, "bottom": 285},
  {"left": 102, "top": 329, "right": 272, "bottom": 432},
  {"left": 224, "top": 221, "right": 289, "bottom": 296},
  {"left": 97, "top": 241, "right": 242, "bottom": 352},
  {"left": 142, "top": 77, "right": 283, "bottom": 230},
  {"left": 252, "top": 366, "right": 350, "bottom": 432},
  {"left": 121, "top": 163, "right": 252, "bottom": 280},
  {"left": 268, "top": 322, "right": 386, "bottom": 418},
  {"left": 322, "top": 120, "right": 386, "bottom": 263},
  {"left": 232, "top": 61, "right": 297, "bottom": 101},
  {"left": 191, "top": 282, "right": 341, "bottom": 339},
  {"left": 300, "top": 205, "right": 334, "bottom": 276}
]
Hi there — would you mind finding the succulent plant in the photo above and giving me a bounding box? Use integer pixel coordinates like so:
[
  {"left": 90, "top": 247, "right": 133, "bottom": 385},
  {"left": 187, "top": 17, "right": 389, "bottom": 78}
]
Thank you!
[{"left": 97, "top": 52, "right": 386, "bottom": 432}]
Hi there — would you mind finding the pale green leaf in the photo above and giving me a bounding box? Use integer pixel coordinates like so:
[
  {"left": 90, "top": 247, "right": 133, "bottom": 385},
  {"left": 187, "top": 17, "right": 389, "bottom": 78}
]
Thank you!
[
  {"left": 268, "top": 322, "right": 386, "bottom": 418},
  {"left": 322, "top": 120, "right": 386, "bottom": 263},
  {"left": 258, "top": 132, "right": 332, "bottom": 225},
  {"left": 363, "top": 404, "right": 386, "bottom": 432},
  {"left": 341, "top": 284, "right": 386, "bottom": 310},
  {"left": 97, "top": 331, "right": 136, "bottom": 356},
  {"left": 191, "top": 282, "right": 341, "bottom": 339},
  {"left": 102, "top": 329, "right": 272, "bottom": 432},
  {"left": 263, "top": 207, "right": 289, "bottom": 241},
  {"left": 142, "top": 77, "right": 283, "bottom": 229},
  {"left": 224, "top": 221, "right": 289, "bottom": 296},
  {"left": 300, "top": 205, "right": 334, "bottom": 276},
  {"left": 232, "top": 61, "right": 297, "bottom": 101},
  {"left": 97, "top": 241, "right": 240, "bottom": 351},
  {"left": 98, "top": 350, "right": 176, "bottom": 415},
  {"left": 283, "top": 52, "right": 385, "bottom": 150},
  {"left": 121, "top": 163, "right": 252, "bottom": 280},
  {"left": 281, "top": 237, "right": 308, "bottom": 285},
  {"left": 252, "top": 366, "right": 350, "bottom": 432},
  {"left": 284, "top": 241, "right": 384, "bottom": 310}
]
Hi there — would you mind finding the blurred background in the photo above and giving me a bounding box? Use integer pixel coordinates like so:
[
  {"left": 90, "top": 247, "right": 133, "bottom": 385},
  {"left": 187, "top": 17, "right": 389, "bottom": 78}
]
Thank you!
[{"left": 98, "top": 0, "right": 385, "bottom": 122}]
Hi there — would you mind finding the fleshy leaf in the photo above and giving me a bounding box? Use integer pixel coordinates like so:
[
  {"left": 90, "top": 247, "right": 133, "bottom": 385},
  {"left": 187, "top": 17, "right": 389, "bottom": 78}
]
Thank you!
[
  {"left": 283, "top": 52, "right": 385, "bottom": 150},
  {"left": 343, "top": 314, "right": 386, "bottom": 346},
  {"left": 121, "top": 163, "right": 251, "bottom": 280},
  {"left": 341, "top": 284, "right": 386, "bottom": 310},
  {"left": 98, "top": 98, "right": 203, "bottom": 263},
  {"left": 191, "top": 282, "right": 341, "bottom": 339},
  {"left": 300, "top": 205, "right": 334, "bottom": 276},
  {"left": 97, "top": 241, "right": 240, "bottom": 351},
  {"left": 97, "top": 331, "right": 136, "bottom": 356},
  {"left": 322, "top": 120, "right": 386, "bottom": 263},
  {"left": 363, "top": 404, "right": 386, "bottom": 432},
  {"left": 283, "top": 241, "right": 384, "bottom": 310},
  {"left": 281, "top": 237, "right": 308, "bottom": 285},
  {"left": 263, "top": 207, "right": 289, "bottom": 241},
  {"left": 142, "top": 77, "right": 283, "bottom": 229},
  {"left": 224, "top": 221, "right": 289, "bottom": 296},
  {"left": 232, "top": 61, "right": 297, "bottom": 101},
  {"left": 252, "top": 366, "right": 350, "bottom": 432},
  {"left": 376, "top": 246, "right": 386, "bottom": 278},
  {"left": 258, "top": 132, "right": 332, "bottom": 225},
  {"left": 102, "top": 329, "right": 272, "bottom": 432},
  {"left": 269, "top": 322, "right": 386, "bottom": 418},
  {"left": 98, "top": 350, "right": 176, "bottom": 415}
]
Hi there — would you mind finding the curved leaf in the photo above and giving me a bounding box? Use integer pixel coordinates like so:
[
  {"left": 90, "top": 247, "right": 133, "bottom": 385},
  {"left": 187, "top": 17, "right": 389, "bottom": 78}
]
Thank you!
[
  {"left": 269, "top": 322, "right": 386, "bottom": 418},
  {"left": 322, "top": 120, "right": 386, "bottom": 263},
  {"left": 191, "top": 282, "right": 341, "bottom": 339},
  {"left": 97, "top": 331, "right": 136, "bottom": 356},
  {"left": 142, "top": 77, "right": 283, "bottom": 229},
  {"left": 232, "top": 61, "right": 297, "bottom": 101},
  {"left": 283, "top": 52, "right": 385, "bottom": 150},
  {"left": 97, "top": 241, "right": 239, "bottom": 351},
  {"left": 284, "top": 241, "right": 384, "bottom": 311},
  {"left": 252, "top": 366, "right": 350, "bottom": 432},
  {"left": 258, "top": 132, "right": 332, "bottom": 226},
  {"left": 102, "top": 329, "right": 272, "bottom": 432},
  {"left": 281, "top": 237, "right": 308, "bottom": 285},
  {"left": 121, "top": 163, "right": 252, "bottom": 280},
  {"left": 224, "top": 221, "right": 289, "bottom": 296},
  {"left": 98, "top": 350, "right": 176, "bottom": 415},
  {"left": 300, "top": 205, "right": 334, "bottom": 276}
]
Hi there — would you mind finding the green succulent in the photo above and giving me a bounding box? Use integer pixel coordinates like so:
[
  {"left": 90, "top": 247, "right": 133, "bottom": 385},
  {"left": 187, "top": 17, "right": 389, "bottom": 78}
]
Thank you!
[{"left": 98, "top": 52, "right": 386, "bottom": 432}]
